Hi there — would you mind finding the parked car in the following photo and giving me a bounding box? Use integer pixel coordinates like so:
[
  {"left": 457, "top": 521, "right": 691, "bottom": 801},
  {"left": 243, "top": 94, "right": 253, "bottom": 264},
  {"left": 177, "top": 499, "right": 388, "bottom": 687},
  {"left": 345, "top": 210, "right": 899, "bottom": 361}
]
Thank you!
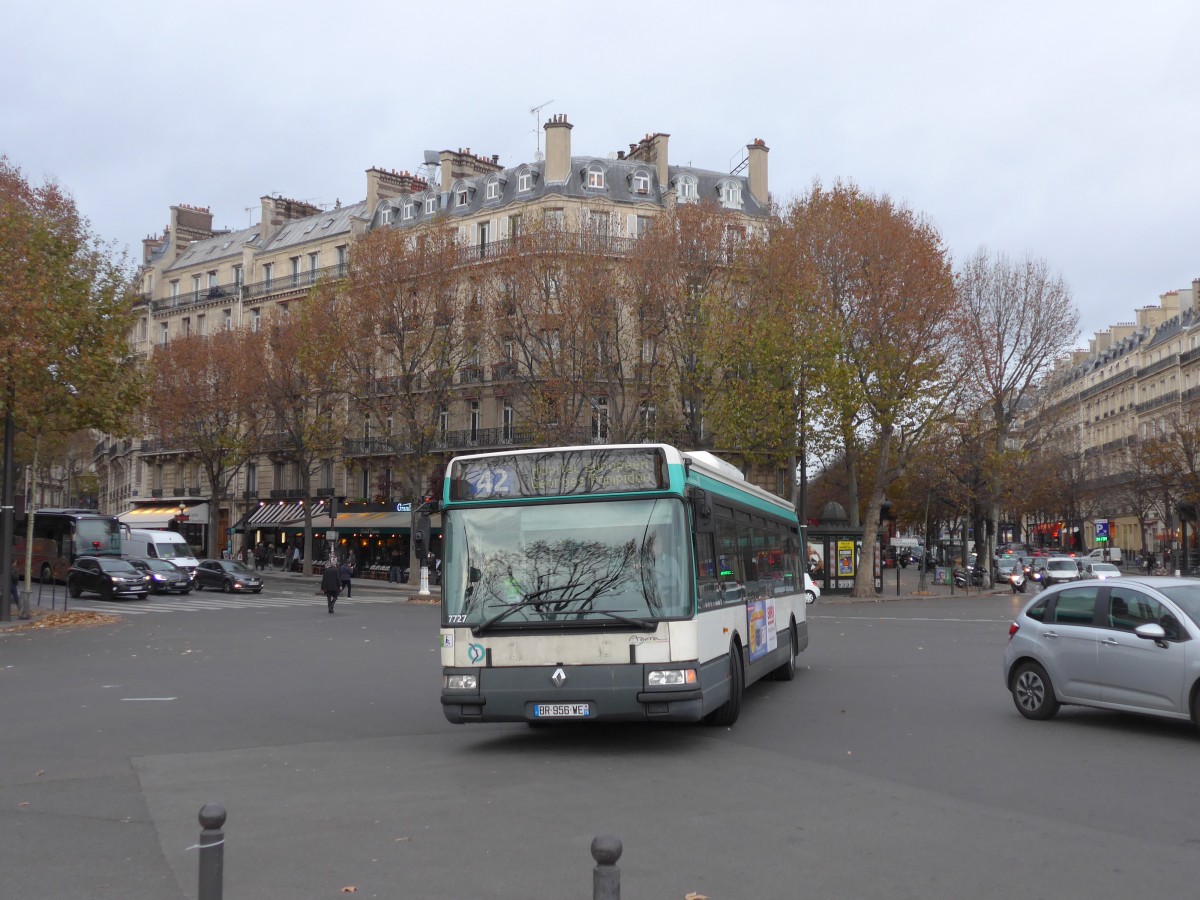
[
  {"left": 1038, "top": 557, "right": 1082, "bottom": 587},
  {"left": 1085, "top": 547, "right": 1124, "bottom": 564},
  {"left": 125, "top": 556, "right": 193, "bottom": 594},
  {"left": 194, "top": 559, "right": 263, "bottom": 593},
  {"left": 67, "top": 555, "right": 151, "bottom": 601},
  {"left": 1083, "top": 561, "right": 1123, "bottom": 580},
  {"left": 803, "top": 572, "right": 820, "bottom": 604},
  {"left": 1004, "top": 577, "right": 1200, "bottom": 723}
]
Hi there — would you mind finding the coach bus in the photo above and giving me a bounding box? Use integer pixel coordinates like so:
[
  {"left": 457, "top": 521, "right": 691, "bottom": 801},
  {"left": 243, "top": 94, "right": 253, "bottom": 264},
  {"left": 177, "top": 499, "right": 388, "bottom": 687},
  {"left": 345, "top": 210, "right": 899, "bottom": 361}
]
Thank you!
[
  {"left": 436, "top": 444, "right": 807, "bottom": 725},
  {"left": 15, "top": 508, "right": 123, "bottom": 584}
]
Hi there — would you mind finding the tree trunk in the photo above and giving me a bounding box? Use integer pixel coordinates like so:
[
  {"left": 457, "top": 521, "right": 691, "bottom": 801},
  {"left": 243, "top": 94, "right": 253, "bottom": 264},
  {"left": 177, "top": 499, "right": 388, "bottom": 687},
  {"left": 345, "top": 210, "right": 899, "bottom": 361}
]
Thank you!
[{"left": 852, "top": 429, "right": 892, "bottom": 598}]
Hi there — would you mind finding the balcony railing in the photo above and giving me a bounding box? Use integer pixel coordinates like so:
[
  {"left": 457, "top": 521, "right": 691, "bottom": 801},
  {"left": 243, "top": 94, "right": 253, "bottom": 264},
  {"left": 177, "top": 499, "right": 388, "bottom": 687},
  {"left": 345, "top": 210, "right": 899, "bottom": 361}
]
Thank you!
[
  {"left": 242, "top": 262, "right": 348, "bottom": 301},
  {"left": 152, "top": 283, "right": 241, "bottom": 314},
  {"left": 269, "top": 488, "right": 308, "bottom": 499}
]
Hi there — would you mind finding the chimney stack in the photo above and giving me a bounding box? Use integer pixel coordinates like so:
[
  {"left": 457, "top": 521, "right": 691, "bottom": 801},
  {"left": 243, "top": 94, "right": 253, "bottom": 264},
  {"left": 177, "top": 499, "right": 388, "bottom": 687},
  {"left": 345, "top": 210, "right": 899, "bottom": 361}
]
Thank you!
[
  {"left": 543, "top": 114, "right": 573, "bottom": 183},
  {"left": 747, "top": 138, "right": 770, "bottom": 207}
]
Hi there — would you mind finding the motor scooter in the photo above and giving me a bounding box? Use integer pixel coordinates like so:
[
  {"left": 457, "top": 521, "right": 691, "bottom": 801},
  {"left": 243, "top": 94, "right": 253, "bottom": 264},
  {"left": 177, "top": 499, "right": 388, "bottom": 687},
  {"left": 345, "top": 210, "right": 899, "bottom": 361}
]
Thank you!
[{"left": 1009, "top": 570, "right": 1026, "bottom": 593}]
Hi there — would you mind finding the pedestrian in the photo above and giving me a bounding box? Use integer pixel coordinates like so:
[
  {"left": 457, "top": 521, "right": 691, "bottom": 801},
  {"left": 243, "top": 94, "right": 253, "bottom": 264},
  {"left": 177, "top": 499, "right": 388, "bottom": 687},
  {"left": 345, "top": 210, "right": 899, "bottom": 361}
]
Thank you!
[
  {"left": 340, "top": 558, "right": 353, "bottom": 598},
  {"left": 347, "top": 549, "right": 357, "bottom": 576},
  {"left": 291, "top": 544, "right": 301, "bottom": 572},
  {"left": 388, "top": 548, "right": 402, "bottom": 583},
  {"left": 321, "top": 561, "right": 341, "bottom": 614}
]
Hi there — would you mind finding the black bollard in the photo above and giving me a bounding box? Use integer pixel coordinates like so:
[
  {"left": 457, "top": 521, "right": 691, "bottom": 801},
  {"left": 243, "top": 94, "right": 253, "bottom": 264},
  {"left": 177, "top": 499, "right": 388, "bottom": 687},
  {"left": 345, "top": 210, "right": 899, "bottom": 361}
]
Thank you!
[
  {"left": 198, "top": 802, "right": 226, "bottom": 900},
  {"left": 591, "top": 833, "right": 622, "bottom": 900}
]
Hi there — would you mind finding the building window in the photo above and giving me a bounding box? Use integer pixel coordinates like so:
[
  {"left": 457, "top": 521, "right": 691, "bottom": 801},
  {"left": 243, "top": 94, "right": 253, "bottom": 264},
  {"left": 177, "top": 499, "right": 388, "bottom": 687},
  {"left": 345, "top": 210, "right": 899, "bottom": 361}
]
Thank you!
[
  {"left": 308, "top": 251, "right": 319, "bottom": 271},
  {"left": 290, "top": 257, "right": 300, "bottom": 281},
  {"left": 246, "top": 463, "right": 257, "bottom": 495},
  {"left": 518, "top": 170, "right": 532, "bottom": 193},
  {"left": 208, "top": 271, "right": 218, "bottom": 289},
  {"left": 196, "top": 314, "right": 206, "bottom": 336},
  {"left": 591, "top": 398, "right": 609, "bottom": 442},
  {"left": 485, "top": 180, "right": 500, "bottom": 201},
  {"left": 262, "top": 263, "right": 273, "bottom": 288},
  {"left": 233, "top": 264, "right": 243, "bottom": 287},
  {"left": 138, "top": 317, "right": 148, "bottom": 341},
  {"left": 455, "top": 184, "right": 469, "bottom": 208},
  {"left": 543, "top": 208, "right": 564, "bottom": 230},
  {"left": 633, "top": 170, "right": 651, "bottom": 194},
  {"left": 720, "top": 181, "right": 743, "bottom": 208},
  {"left": 635, "top": 215, "right": 652, "bottom": 237},
  {"left": 439, "top": 408, "right": 449, "bottom": 436},
  {"left": 477, "top": 221, "right": 489, "bottom": 252},
  {"left": 502, "top": 402, "right": 514, "bottom": 443},
  {"left": 677, "top": 175, "right": 698, "bottom": 203},
  {"left": 508, "top": 213, "right": 522, "bottom": 238},
  {"left": 170, "top": 280, "right": 179, "bottom": 299},
  {"left": 250, "top": 308, "right": 260, "bottom": 333},
  {"left": 586, "top": 166, "right": 605, "bottom": 189},
  {"left": 425, "top": 195, "right": 437, "bottom": 215},
  {"left": 223, "top": 309, "right": 232, "bottom": 330},
  {"left": 470, "top": 400, "right": 480, "bottom": 442},
  {"left": 402, "top": 201, "right": 414, "bottom": 220},
  {"left": 192, "top": 274, "right": 201, "bottom": 296},
  {"left": 382, "top": 207, "right": 394, "bottom": 225},
  {"left": 639, "top": 403, "right": 656, "bottom": 433},
  {"left": 160, "top": 323, "right": 169, "bottom": 345}
]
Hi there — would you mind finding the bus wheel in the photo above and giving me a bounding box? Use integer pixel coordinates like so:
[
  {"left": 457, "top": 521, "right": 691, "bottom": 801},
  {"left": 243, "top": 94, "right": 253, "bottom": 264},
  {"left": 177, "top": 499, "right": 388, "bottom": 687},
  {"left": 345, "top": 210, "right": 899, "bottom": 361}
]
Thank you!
[
  {"left": 773, "top": 624, "right": 797, "bottom": 682},
  {"left": 705, "top": 645, "right": 743, "bottom": 727}
]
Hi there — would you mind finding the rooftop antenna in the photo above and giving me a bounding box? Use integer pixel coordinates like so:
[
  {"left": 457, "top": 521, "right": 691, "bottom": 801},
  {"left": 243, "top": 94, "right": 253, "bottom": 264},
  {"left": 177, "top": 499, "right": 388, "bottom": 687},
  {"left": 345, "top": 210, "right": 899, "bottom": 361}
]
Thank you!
[{"left": 530, "top": 99, "right": 554, "bottom": 161}]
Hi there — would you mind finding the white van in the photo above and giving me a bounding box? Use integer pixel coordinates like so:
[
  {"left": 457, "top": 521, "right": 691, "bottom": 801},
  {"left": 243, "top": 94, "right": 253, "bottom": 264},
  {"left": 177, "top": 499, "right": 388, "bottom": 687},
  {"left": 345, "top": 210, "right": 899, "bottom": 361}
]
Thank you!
[
  {"left": 1085, "top": 547, "right": 1123, "bottom": 564},
  {"left": 122, "top": 528, "right": 201, "bottom": 578}
]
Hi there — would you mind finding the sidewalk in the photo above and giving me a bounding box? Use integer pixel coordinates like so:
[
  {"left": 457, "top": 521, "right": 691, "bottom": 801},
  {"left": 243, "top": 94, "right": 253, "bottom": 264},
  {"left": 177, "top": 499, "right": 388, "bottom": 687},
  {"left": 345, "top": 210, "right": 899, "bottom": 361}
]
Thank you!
[
  {"left": 862, "top": 565, "right": 1013, "bottom": 601},
  {"left": 255, "top": 567, "right": 439, "bottom": 601}
]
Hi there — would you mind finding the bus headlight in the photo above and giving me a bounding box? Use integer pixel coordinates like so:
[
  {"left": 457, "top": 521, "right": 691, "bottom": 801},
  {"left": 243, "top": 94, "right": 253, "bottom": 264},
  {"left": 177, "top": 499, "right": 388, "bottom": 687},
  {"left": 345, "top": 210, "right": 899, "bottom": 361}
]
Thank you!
[
  {"left": 445, "top": 674, "right": 478, "bottom": 690},
  {"left": 647, "top": 668, "right": 697, "bottom": 687}
]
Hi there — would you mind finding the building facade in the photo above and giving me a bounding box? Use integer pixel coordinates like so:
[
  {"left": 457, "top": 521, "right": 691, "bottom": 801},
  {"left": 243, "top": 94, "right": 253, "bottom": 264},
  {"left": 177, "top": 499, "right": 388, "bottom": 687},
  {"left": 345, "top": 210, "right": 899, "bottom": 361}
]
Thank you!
[{"left": 96, "top": 117, "right": 784, "bottom": 561}]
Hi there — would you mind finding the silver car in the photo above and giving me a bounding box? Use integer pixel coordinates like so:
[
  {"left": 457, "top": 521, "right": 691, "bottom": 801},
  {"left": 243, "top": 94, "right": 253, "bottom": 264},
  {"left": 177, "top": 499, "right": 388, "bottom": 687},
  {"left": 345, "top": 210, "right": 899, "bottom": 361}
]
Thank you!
[{"left": 1004, "top": 577, "right": 1200, "bottom": 724}]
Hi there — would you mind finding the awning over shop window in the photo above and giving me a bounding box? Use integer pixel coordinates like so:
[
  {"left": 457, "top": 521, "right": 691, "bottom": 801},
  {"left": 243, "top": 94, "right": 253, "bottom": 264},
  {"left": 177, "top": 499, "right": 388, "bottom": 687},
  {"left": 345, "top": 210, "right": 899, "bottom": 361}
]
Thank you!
[
  {"left": 332, "top": 511, "right": 411, "bottom": 533},
  {"left": 245, "top": 500, "right": 329, "bottom": 529},
  {"left": 119, "top": 501, "right": 210, "bottom": 529}
]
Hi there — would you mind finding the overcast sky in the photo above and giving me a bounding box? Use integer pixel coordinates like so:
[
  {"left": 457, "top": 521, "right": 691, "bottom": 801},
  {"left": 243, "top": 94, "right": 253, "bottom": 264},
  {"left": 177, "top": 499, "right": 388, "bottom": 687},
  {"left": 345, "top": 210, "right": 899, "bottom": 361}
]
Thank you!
[{"left": 4, "top": 1, "right": 1197, "bottom": 347}]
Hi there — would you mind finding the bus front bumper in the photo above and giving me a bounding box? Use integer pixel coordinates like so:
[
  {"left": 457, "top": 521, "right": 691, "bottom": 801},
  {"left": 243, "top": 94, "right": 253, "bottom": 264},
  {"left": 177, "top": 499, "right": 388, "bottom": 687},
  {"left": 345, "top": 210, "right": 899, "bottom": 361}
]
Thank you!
[{"left": 441, "top": 663, "right": 706, "bottom": 724}]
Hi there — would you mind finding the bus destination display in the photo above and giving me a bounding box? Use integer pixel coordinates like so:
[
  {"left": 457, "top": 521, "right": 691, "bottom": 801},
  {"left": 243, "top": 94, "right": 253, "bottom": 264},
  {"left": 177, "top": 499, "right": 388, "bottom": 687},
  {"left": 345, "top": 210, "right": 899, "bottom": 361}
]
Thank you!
[{"left": 450, "top": 448, "right": 667, "bottom": 501}]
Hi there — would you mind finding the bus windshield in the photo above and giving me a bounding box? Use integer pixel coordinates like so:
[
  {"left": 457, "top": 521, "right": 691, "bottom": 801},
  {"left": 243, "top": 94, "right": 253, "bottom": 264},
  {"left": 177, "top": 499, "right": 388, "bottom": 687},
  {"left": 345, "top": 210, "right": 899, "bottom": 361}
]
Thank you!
[
  {"left": 443, "top": 498, "right": 691, "bottom": 628},
  {"left": 73, "top": 517, "right": 121, "bottom": 556}
]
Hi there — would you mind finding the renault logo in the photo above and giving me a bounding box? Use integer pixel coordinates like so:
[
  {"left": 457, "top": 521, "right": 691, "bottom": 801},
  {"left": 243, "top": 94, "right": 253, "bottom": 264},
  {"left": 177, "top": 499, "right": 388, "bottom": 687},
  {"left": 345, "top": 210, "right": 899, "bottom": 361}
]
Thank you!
[{"left": 551, "top": 667, "right": 567, "bottom": 687}]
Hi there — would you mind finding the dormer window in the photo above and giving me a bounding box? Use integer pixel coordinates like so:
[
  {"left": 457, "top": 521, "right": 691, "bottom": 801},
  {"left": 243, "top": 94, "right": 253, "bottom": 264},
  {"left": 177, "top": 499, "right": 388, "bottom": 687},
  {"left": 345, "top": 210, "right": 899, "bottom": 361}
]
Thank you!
[
  {"left": 425, "top": 194, "right": 437, "bottom": 215},
  {"left": 632, "top": 170, "right": 651, "bottom": 194},
  {"left": 586, "top": 165, "right": 605, "bottom": 190},
  {"left": 402, "top": 200, "right": 414, "bottom": 220},
  {"left": 454, "top": 182, "right": 470, "bottom": 209},
  {"left": 677, "top": 175, "right": 698, "bottom": 203},
  {"left": 518, "top": 170, "right": 532, "bottom": 193},
  {"left": 381, "top": 206, "right": 394, "bottom": 225},
  {"left": 719, "top": 180, "right": 743, "bottom": 208},
  {"left": 485, "top": 179, "right": 501, "bottom": 201}
]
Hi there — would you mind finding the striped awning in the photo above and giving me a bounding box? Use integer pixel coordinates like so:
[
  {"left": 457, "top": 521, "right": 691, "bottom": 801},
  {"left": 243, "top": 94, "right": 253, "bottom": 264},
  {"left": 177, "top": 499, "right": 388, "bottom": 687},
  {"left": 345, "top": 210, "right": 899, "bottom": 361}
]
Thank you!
[
  {"left": 119, "top": 501, "right": 210, "bottom": 528},
  {"left": 246, "top": 500, "right": 329, "bottom": 528}
]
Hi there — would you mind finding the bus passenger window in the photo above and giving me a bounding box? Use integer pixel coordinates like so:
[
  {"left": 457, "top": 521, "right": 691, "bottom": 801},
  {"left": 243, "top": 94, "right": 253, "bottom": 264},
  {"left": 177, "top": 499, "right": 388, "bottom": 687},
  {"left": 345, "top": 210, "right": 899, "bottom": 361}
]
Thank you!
[{"left": 694, "top": 532, "right": 720, "bottom": 608}]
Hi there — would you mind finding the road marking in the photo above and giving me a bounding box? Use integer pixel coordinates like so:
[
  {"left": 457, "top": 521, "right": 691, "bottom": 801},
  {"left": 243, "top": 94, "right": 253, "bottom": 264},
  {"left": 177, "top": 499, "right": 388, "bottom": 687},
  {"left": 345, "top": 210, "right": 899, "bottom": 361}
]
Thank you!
[
  {"left": 810, "top": 615, "right": 1012, "bottom": 623},
  {"left": 121, "top": 697, "right": 177, "bottom": 701}
]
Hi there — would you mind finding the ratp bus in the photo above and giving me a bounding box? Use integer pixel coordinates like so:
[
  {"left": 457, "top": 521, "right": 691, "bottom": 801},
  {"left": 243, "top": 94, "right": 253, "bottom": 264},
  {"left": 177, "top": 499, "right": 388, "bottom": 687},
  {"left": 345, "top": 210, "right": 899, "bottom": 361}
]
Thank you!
[
  {"left": 15, "top": 508, "right": 123, "bottom": 584},
  {"left": 437, "top": 444, "right": 808, "bottom": 725}
]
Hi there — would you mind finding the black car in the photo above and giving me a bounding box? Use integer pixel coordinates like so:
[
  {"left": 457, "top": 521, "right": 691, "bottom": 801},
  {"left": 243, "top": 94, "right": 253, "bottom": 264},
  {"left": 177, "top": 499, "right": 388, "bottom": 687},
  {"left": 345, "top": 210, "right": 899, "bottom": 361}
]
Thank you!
[
  {"left": 125, "top": 557, "right": 192, "bottom": 594},
  {"left": 67, "top": 555, "right": 151, "bottom": 601},
  {"left": 195, "top": 559, "right": 263, "bottom": 593}
]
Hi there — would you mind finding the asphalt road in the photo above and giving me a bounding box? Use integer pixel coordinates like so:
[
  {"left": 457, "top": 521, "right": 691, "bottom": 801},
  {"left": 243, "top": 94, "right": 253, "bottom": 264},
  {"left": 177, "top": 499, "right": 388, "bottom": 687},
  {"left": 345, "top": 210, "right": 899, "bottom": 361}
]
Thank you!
[{"left": 3, "top": 587, "right": 1199, "bottom": 899}]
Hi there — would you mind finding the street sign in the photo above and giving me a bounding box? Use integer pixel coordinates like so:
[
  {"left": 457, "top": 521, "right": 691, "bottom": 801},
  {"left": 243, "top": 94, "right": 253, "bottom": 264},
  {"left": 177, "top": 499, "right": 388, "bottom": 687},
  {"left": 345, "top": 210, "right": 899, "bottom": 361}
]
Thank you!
[
  {"left": 1095, "top": 519, "right": 1109, "bottom": 543},
  {"left": 890, "top": 538, "right": 919, "bottom": 547}
]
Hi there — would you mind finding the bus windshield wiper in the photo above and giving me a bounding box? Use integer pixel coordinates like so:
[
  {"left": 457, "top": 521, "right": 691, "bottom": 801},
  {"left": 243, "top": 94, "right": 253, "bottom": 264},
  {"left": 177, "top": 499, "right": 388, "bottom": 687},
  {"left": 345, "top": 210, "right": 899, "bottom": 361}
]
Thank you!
[
  {"left": 578, "top": 609, "right": 657, "bottom": 630},
  {"left": 473, "top": 597, "right": 555, "bottom": 633}
]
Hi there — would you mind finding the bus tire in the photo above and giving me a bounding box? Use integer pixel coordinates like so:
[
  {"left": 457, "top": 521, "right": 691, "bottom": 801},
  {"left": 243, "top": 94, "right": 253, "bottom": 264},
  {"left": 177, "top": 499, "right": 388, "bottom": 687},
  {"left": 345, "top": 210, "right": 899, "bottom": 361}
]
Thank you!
[
  {"left": 705, "top": 645, "right": 743, "bottom": 727},
  {"left": 772, "top": 622, "right": 798, "bottom": 682}
]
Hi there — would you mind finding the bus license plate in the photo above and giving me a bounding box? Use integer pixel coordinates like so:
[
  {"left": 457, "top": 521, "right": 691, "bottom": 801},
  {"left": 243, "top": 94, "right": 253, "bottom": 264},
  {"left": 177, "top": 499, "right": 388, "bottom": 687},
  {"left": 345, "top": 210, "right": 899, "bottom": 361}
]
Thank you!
[{"left": 534, "top": 703, "right": 590, "bottom": 718}]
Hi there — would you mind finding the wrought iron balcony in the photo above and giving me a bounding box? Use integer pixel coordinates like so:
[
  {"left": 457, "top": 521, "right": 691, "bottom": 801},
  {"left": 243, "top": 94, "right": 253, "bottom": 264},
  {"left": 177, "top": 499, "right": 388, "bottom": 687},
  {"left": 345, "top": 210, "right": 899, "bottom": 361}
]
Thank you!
[
  {"left": 241, "top": 262, "right": 348, "bottom": 301},
  {"left": 269, "top": 488, "right": 308, "bottom": 499}
]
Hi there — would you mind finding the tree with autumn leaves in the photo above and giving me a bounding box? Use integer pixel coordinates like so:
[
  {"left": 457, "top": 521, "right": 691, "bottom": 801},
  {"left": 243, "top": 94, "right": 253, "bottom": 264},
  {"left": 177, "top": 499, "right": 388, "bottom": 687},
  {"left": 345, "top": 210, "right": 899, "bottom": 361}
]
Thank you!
[{"left": 0, "top": 157, "right": 143, "bottom": 617}]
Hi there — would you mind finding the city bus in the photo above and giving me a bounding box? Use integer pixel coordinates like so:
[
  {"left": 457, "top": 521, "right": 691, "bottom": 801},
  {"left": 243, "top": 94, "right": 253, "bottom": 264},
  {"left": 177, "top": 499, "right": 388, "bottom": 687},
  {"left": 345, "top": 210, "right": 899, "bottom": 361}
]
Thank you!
[
  {"left": 436, "top": 444, "right": 807, "bottom": 725},
  {"left": 15, "top": 508, "right": 123, "bottom": 584}
]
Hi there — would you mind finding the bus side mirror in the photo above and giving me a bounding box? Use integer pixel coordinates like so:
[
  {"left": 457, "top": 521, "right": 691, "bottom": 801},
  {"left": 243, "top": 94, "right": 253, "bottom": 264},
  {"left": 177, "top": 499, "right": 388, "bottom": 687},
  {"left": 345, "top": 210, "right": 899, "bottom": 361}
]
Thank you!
[
  {"left": 691, "top": 489, "right": 713, "bottom": 534},
  {"left": 413, "top": 513, "right": 430, "bottom": 563}
]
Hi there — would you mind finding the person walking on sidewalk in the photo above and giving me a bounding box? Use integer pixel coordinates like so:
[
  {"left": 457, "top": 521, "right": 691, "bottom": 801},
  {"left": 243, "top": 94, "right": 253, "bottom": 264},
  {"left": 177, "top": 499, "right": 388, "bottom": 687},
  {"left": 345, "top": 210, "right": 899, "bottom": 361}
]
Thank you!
[
  {"left": 339, "top": 559, "right": 353, "bottom": 598},
  {"left": 321, "top": 563, "right": 341, "bottom": 614}
]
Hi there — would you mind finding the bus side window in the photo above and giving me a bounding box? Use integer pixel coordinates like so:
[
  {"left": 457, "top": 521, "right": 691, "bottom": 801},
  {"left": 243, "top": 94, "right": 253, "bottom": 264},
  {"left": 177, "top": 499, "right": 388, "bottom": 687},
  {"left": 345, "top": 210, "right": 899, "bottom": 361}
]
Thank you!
[
  {"left": 715, "top": 517, "right": 742, "bottom": 601},
  {"left": 694, "top": 531, "right": 720, "bottom": 609}
]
